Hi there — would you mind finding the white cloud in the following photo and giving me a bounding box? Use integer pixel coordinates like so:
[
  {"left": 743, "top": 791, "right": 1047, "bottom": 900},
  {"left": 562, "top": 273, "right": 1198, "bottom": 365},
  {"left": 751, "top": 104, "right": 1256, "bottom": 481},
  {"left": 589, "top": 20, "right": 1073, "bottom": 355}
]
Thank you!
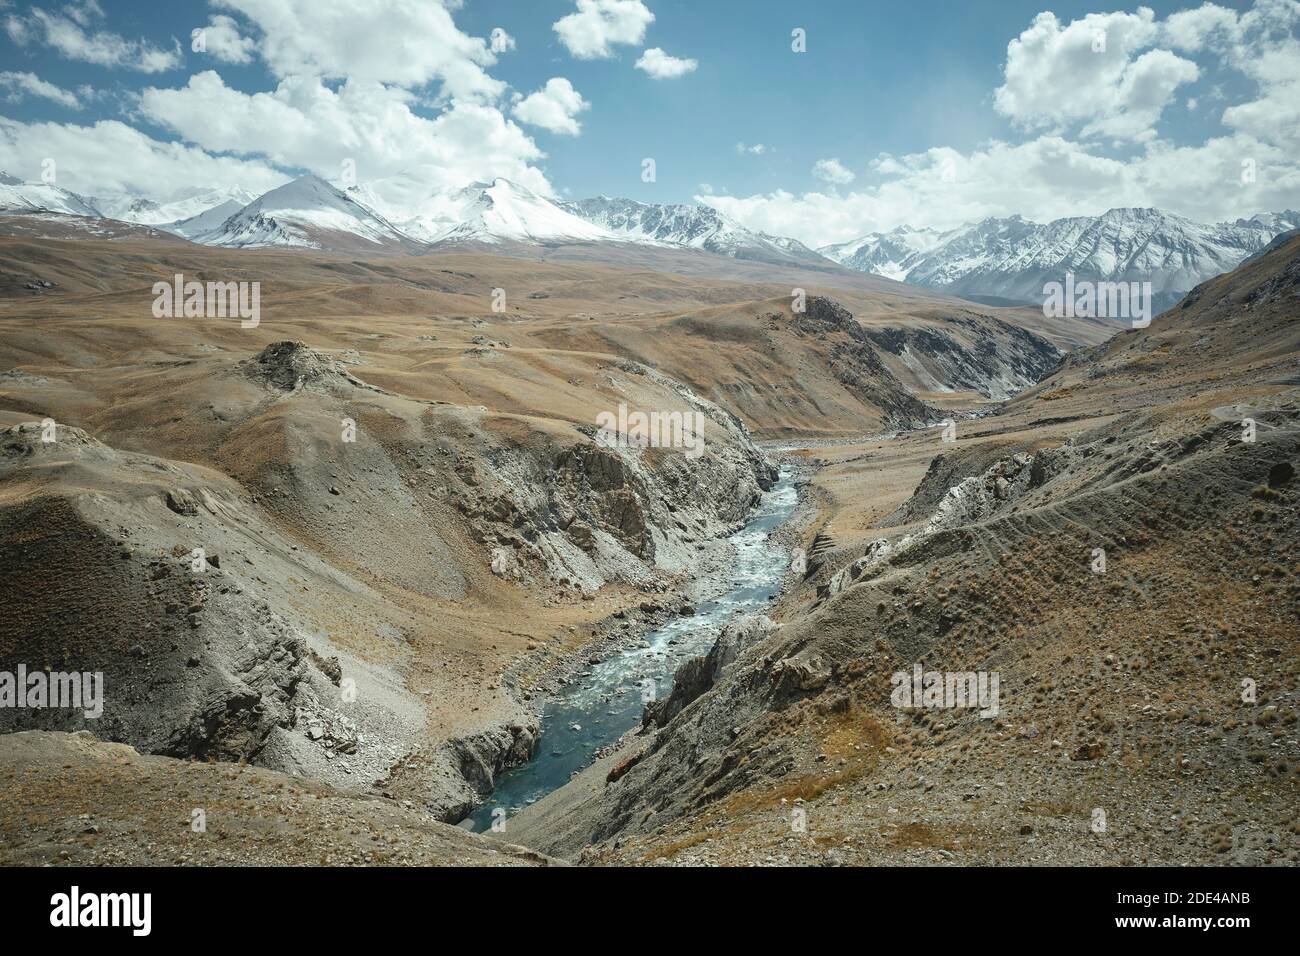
[
  {"left": 0, "top": 71, "right": 81, "bottom": 109},
  {"left": 553, "top": 0, "right": 653, "bottom": 60},
  {"left": 0, "top": 0, "right": 575, "bottom": 202},
  {"left": 635, "top": 48, "right": 697, "bottom": 79},
  {"left": 139, "top": 71, "right": 552, "bottom": 194},
  {"left": 512, "top": 77, "right": 589, "bottom": 136},
  {"left": 994, "top": 9, "right": 1198, "bottom": 142},
  {"left": 1167, "top": 0, "right": 1300, "bottom": 153},
  {"left": 812, "top": 158, "right": 855, "bottom": 185},
  {"left": 706, "top": 2, "right": 1300, "bottom": 248},
  {"left": 5, "top": 1, "right": 182, "bottom": 72},
  {"left": 736, "top": 142, "right": 767, "bottom": 155},
  {"left": 997, "top": 2, "right": 1300, "bottom": 152},
  {"left": 212, "top": 0, "right": 504, "bottom": 100},
  {"left": 63, "top": 1, "right": 104, "bottom": 29},
  {"left": 1161, "top": 3, "right": 1241, "bottom": 51},
  {"left": 0, "top": 116, "right": 287, "bottom": 201},
  {"left": 703, "top": 133, "right": 1300, "bottom": 248},
  {"left": 195, "top": 14, "right": 256, "bottom": 65},
  {"left": 1087, "top": 49, "right": 1201, "bottom": 140}
]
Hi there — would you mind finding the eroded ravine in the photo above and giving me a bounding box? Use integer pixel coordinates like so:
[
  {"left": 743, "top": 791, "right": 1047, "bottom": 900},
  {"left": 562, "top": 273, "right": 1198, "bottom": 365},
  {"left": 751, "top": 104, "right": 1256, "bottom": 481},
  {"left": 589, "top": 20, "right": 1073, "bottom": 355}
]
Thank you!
[{"left": 466, "top": 468, "right": 799, "bottom": 831}]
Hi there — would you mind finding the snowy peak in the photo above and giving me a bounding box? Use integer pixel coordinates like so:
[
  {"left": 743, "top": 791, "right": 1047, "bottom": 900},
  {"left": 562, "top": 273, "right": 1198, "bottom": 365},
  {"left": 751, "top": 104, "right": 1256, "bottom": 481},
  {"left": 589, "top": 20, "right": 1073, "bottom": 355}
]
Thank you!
[
  {"left": 562, "top": 196, "right": 831, "bottom": 266},
  {"left": 819, "top": 225, "right": 948, "bottom": 280},
  {"left": 198, "top": 175, "right": 415, "bottom": 251},
  {"left": 825, "top": 208, "right": 1300, "bottom": 309},
  {"left": 456, "top": 178, "right": 618, "bottom": 243},
  {"left": 0, "top": 175, "right": 102, "bottom": 218},
  {"left": 416, "top": 178, "right": 612, "bottom": 245},
  {"left": 0, "top": 164, "right": 827, "bottom": 264},
  {"left": 345, "top": 173, "right": 615, "bottom": 245},
  {"left": 97, "top": 187, "right": 260, "bottom": 227},
  {"left": 246, "top": 174, "right": 367, "bottom": 216},
  {"left": 562, "top": 195, "right": 733, "bottom": 246},
  {"left": 349, "top": 173, "right": 827, "bottom": 263},
  {"left": 1238, "top": 209, "right": 1300, "bottom": 233},
  {"left": 93, "top": 196, "right": 163, "bottom": 222},
  {"left": 165, "top": 199, "right": 249, "bottom": 240},
  {"left": 0, "top": 175, "right": 262, "bottom": 233}
]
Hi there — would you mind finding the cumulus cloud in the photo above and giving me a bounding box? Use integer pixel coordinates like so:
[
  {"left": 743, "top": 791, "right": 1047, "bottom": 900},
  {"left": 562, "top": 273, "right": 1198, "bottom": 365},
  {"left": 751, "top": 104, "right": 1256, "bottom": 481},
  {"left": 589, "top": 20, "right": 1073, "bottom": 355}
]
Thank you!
[
  {"left": 0, "top": 116, "right": 287, "bottom": 200},
  {"left": 735, "top": 142, "right": 767, "bottom": 155},
  {"left": 139, "top": 71, "right": 552, "bottom": 194},
  {"left": 0, "top": 0, "right": 588, "bottom": 202},
  {"left": 553, "top": 0, "right": 653, "bottom": 59},
  {"left": 511, "top": 77, "right": 590, "bottom": 136},
  {"left": 995, "top": 0, "right": 1300, "bottom": 151},
  {"left": 1163, "top": 0, "right": 1300, "bottom": 152},
  {"left": 1161, "top": 3, "right": 1242, "bottom": 50},
  {"left": 194, "top": 14, "right": 256, "bottom": 65},
  {"left": 704, "top": 133, "right": 1300, "bottom": 248},
  {"left": 0, "top": 71, "right": 81, "bottom": 109},
  {"left": 812, "top": 158, "right": 855, "bottom": 185},
  {"left": 707, "top": 2, "right": 1300, "bottom": 246},
  {"left": 635, "top": 48, "right": 697, "bottom": 79},
  {"left": 212, "top": 0, "right": 504, "bottom": 100},
  {"left": 994, "top": 9, "right": 1198, "bottom": 142},
  {"left": 5, "top": 1, "right": 182, "bottom": 72}
]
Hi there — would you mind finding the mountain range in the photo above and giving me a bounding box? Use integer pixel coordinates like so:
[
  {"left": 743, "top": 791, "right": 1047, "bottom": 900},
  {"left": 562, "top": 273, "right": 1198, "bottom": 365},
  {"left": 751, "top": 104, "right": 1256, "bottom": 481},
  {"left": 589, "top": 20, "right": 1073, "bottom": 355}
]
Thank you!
[
  {"left": 820, "top": 207, "right": 1300, "bottom": 311},
  {"left": 2, "top": 169, "right": 1296, "bottom": 309},
  {"left": 0, "top": 170, "right": 827, "bottom": 268}
]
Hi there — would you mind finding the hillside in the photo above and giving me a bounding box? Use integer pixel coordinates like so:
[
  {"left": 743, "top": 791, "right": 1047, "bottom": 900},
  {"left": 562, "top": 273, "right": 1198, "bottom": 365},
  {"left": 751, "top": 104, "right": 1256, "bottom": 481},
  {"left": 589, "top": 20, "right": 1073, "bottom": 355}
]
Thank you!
[{"left": 501, "top": 237, "right": 1300, "bottom": 866}]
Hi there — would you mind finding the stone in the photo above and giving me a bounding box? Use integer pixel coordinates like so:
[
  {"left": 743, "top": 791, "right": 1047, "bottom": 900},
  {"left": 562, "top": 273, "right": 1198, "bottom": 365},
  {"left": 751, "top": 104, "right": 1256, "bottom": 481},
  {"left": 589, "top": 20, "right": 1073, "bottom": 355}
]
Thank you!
[{"left": 165, "top": 489, "right": 200, "bottom": 516}]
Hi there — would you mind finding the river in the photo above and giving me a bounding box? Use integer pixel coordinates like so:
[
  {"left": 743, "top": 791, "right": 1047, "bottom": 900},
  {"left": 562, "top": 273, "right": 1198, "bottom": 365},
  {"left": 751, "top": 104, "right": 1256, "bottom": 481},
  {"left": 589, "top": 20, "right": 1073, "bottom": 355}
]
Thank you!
[{"left": 467, "top": 468, "right": 799, "bottom": 831}]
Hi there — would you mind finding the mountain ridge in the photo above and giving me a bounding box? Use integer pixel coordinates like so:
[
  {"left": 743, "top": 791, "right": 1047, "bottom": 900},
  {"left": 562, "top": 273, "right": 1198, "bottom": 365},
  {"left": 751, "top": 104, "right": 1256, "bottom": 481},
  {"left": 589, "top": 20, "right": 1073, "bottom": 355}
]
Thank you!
[
  {"left": 821, "top": 206, "right": 1300, "bottom": 312},
  {"left": 4, "top": 169, "right": 1295, "bottom": 304},
  {"left": 0, "top": 170, "right": 838, "bottom": 268}
]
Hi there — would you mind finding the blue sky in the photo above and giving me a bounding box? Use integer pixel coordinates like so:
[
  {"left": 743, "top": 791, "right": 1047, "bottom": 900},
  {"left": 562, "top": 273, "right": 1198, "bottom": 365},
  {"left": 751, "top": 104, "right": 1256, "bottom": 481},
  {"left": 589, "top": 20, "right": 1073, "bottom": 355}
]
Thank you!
[
  {"left": 1, "top": 0, "right": 1296, "bottom": 244},
  {"left": 451, "top": 0, "right": 1260, "bottom": 200}
]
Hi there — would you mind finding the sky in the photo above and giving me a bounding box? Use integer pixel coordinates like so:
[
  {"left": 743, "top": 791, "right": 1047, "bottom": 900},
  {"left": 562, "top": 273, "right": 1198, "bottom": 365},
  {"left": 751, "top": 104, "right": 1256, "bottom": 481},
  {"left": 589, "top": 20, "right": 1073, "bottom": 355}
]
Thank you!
[{"left": 0, "top": 0, "right": 1297, "bottom": 247}]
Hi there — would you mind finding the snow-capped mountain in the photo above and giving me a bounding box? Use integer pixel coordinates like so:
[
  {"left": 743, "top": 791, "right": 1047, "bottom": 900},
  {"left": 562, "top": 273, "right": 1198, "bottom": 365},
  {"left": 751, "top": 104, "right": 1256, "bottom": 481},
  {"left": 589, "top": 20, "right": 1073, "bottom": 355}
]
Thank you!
[
  {"left": 194, "top": 175, "right": 417, "bottom": 252},
  {"left": 562, "top": 196, "right": 829, "bottom": 267},
  {"left": 17, "top": 164, "right": 1284, "bottom": 306},
  {"left": 0, "top": 168, "right": 829, "bottom": 265},
  {"left": 352, "top": 173, "right": 615, "bottom": 245},
  {"left": 1, "top": 173, "right": 260, "bottom": 233},
  {"left": 89, "top": 195, "right": 164, "bottom": 223},
  {"left": 822, "top": 208, "right": 1300, "bottom": 310},
  {"left": 94, "top": 187, "right": 260, "bottom": 227},
  {"left": 165, "top": 199, "right": 251, "bottom": 240},
  {"left": 819, "top": 225, "right": 947, "bottom": 281},
  {"left": 0, "top": 172, "right": 102, "bottom": 218},
  {"left": 349, "top": 174, "right": 829, "bottom": 264}
]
